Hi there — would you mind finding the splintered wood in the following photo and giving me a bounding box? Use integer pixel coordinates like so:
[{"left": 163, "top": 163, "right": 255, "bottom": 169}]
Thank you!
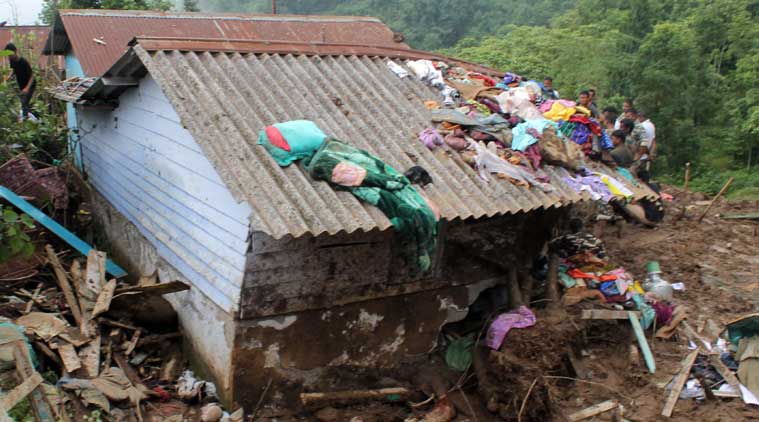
[
  {"left": 568, "top": 400, "right": 619, "bottom": 421},
  {"left": 45, "top": 245, "right": 82, "bottom": 325},
  {"left": 4, "top": 241, "right": 194, "bottom": 420},
  {"left": 661, "top": 350, "right": 699, "bottom": 417}
]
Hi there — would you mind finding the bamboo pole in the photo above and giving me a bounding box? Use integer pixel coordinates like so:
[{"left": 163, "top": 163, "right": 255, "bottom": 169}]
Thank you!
[
  {"left": 683, "top": 162, "right": 691, "bottom": 193},
  {"left": 698, "top": 177, "right": 734, "bottom": 222}
]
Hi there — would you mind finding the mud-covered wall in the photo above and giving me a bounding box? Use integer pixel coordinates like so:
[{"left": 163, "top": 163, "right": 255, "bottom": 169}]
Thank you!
[{"left": 232, "top": 208, "right": 566, "bottom": 410}]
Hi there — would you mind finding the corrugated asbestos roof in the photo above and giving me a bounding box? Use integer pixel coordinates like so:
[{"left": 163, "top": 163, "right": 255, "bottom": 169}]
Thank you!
[
  {"left": 43, "top": 9, "right": 409, "bottom": 76},
  {"left": 81, "top": 41, "right": 655, "bottom": 240}
]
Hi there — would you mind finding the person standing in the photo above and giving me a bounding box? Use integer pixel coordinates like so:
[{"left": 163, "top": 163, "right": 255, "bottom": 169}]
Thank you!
[
  {"left": 541, "top": 76, "right": 559, "bottom": 99},
  {"left": 4, "top": 43, "right": 36, "bottom": 121},
  {"left": 578, "top": 90, "right": 598, "bottom": 117},
  {"left": 637, "top": 110, "right": 656, "bottom": 157},
  {"left": 614, "top": 98, "right": 634, "bottom": 129}
]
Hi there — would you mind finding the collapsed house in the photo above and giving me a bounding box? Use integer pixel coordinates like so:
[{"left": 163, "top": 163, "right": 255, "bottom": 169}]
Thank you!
[{"left": 43, "top": 9, "right": 656, "bottom": 410}]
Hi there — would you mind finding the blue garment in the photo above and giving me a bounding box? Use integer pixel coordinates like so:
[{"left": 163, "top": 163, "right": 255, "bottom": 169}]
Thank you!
[
  {"left": 598, "top": 128, "right": 614, "bottom": 150},
  {"left": 258, "top": 120, "right": 327, "bottom": 166},
  {"left": 511, "top": 119, "right": 557, "bottom": 151}
]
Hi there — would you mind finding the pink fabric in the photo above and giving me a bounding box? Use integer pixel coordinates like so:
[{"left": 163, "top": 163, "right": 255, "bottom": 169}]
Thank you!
[
  {"left": 331, "top": 161, "right": 367, "bottom": 187},
  {"left": 538, "top": 100, "right": 555, "bottom": 112},
  {"left": 419, "top": 128, "right": 445, "bottom": 150},
  {"left": 486, "top": 306, "right": 537, "bottom": 350},
  {"left": 265, "top": 126, "right": 291, "bottom": 151}
]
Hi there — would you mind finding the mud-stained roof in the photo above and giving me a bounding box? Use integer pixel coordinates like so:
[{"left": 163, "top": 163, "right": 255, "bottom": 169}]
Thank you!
[{"left": 66, "top": 37, "right": 655, "bottom": 240}]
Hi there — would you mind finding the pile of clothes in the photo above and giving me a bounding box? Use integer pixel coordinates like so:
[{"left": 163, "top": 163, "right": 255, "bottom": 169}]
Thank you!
[
  {"left": 259, "top": 120, "right": 438, "bottom": 272},
  {"left": 392, "top": 59, "right": 629, "bottom": 197},
  {"left": 548, "top": 227, "right": 676, "bottom": 332}
]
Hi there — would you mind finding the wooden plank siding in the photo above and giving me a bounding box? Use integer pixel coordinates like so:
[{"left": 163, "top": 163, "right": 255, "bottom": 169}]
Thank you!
[{"left": 77, "top": 74, "right": 252, "bottom": 312}]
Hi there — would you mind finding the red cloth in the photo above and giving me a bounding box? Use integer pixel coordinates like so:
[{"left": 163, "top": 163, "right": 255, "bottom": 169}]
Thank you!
[
  {"left": 568, "top": 268, "right": 597, "bottom": 279},
  {"left": 265, "top": 126, "right": 291, "bottom": 151},
  {"left": 469, "top": 73, "right": 497, "bottom": 87}
]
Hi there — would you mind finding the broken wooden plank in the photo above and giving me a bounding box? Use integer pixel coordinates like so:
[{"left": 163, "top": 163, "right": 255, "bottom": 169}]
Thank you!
[
  {"left": 57, "top": 342, "right": 82, "bottom": 373},
  {"left": 33, "top": 341, "right": 62, "bottom": 366},
  {"left": 112, "top": 353, "right": 156, "bottom": 398},
  {"left": 300, "top": 387, "right": 411, "bottom": 408},
  {"left": 59, "top": 327, "right": 90, "bottom": 347},
  {"left": 100, "top": 318, "right": 139, "bottom": 331},
  {"left": 661, "top": 350, "right": 699, "bottom": 418},
  {"left": 628, "top": 311, "right": 656, "bottom": 373},
  {"left": 45, "top": 245, "right": 83, "bottom": 325},
  {"left": 124, "top": 329, "right": 142, "bottom": 356},
  {"left": 710, "top": 355, "right": 741, "bottom": 392},
  {"left": 78, "top": 334, "right": 101, "bottom": 378},
  {"left": 0, "top": 187, "right": 126, "bottom": 277},
  {"left": 582, "top": 310, "right": 640, "bottom": 320},
  {"left": 13, "top": 342, "right": 56, "bottom": 422},
  {"left": 568, "top": 400, "right": 618, "bottom": 421},
  {"left": 113, "top": 281, "right": 190, "bottom": 298},
  {"left": 0, "top": 372, "right": 43, "bottom": 410},
  {"left": 91, "top": 279, "right": 117, "bottom": 318},
  {"left": 84, "top": 250, "right": 106, "bottom": 297}
]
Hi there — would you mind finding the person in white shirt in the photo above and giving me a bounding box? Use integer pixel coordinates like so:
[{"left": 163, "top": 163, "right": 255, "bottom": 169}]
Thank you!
[{"left": 637, "top": 110, "right": 656, "bottom": 156}]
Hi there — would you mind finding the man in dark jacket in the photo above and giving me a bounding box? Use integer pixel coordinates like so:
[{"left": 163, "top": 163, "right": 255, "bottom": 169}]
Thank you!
[{"left": 4, "top": 43, "right": 36, "bottom": 120}]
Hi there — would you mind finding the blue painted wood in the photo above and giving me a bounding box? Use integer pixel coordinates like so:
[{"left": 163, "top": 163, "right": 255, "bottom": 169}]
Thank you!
[
  {"left": 0, "top": 186, "right": 127, "bottom": 278},
  {"left": 77, "top": 74, "right": 252, "bottom": 311},
  {"left": 81, "top": 151, "right": 247, "bottom": 282},
  {"left": 65, "top": 54, "right": 85, "bottom": 170}
]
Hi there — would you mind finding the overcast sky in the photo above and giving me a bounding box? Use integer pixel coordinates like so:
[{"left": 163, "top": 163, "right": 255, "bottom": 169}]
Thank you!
[{"left": 2, "top": 0, "right": 44, "bottom": 25}]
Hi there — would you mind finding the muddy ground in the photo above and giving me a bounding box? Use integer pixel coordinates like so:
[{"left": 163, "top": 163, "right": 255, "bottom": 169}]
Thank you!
[{"left": 278, "top": 187, "right": 758, "bottom": 422}]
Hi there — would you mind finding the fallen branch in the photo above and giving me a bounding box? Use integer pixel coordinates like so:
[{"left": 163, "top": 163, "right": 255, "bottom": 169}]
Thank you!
[
  {"left": 698, "top": 177, "right": 734, "bottom": 222},
  {"left": 300, "top": 387, "right": 410, "bottom": 408},
  {"left": 517, "top": 378, "right": 538, "bottom": 422}
]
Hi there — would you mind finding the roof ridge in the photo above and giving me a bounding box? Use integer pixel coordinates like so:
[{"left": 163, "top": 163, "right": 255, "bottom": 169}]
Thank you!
[{"left": 59, "top": 9, "right": 383, "bottom": 23}]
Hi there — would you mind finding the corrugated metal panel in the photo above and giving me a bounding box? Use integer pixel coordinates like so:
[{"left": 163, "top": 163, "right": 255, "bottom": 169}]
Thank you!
[
  {"left": 129, "top": 46, "right": 653, "bottom": 240},
  {"left": 44, "top": 9, "right": 407, "bottom": 77}
]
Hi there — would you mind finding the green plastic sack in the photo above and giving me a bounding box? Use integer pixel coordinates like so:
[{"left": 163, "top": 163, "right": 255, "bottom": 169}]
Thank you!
[
  {"left": 445, "top": 336, "right": 475, "bottom": 372},
  {"left": 304, "top": 139, "right": 438, "bottom": 271},
  {"left": 258, "top": 120, "right": 327, "bottom": 166}
]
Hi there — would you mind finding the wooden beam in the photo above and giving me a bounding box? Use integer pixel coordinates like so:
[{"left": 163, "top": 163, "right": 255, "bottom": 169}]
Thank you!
[
  {"left": 698, "top": 177, "right": 734, "bottom": 222},
  {"left": 629, "top": 312, "right": 656, "bottom": 373},
  {"left": 0, "top": 372, "right": 43, "bottom": 411},
  {"left": 709, "top": 355, "right": 741, "bottom": 392},
  {"left": 582, "top": 310, "right": 640, "bottom": 320},
  {"left": 300, "top": 388, "right": 410, "bottom": 408},
  {"left": 45, "top": 245, "right": 82, "bottom": 325},
  {"left": 100, "top": 76, "right": 139, "bottom": 87},
  {"left": 661, "top": 350, "right": 699, "bottom": 418},
  {"left": 568, "top": 400, "right": 618, "bottom": 421},
  {"left": 13, "top": 342, "right": 55, "bottom": 421}
]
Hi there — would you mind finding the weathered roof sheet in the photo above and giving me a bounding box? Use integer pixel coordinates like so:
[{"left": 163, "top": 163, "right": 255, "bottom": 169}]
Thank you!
[
  {"left": 80, "top": 40, "right": 655, "bottom": 240},
  {"left": 43, "top": 9, "right": 409, "bottom": 76}
]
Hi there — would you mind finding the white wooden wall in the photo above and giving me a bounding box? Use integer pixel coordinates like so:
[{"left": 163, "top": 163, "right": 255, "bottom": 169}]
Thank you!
[{"left": 77, "top": 74, "right": 252, "bottom": 312}]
